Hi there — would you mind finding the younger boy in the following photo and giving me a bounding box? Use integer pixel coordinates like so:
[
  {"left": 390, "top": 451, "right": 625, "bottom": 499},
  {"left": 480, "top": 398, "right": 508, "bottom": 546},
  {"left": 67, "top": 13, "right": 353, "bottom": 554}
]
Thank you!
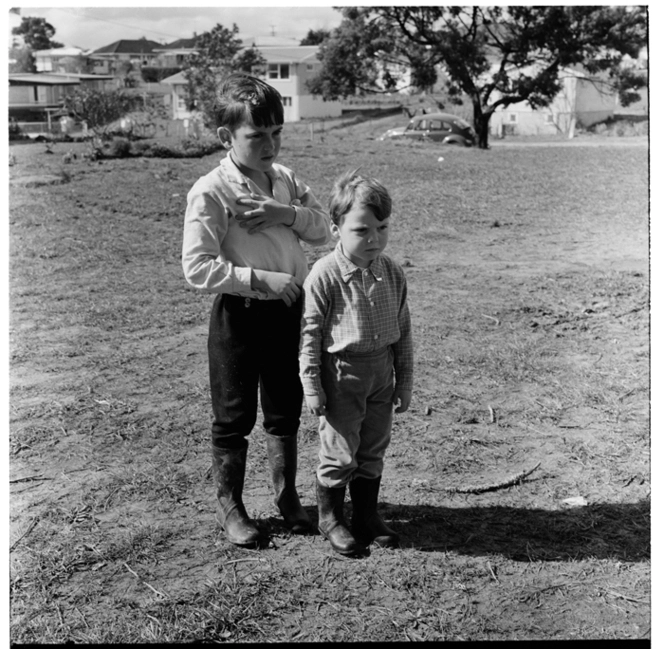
[
  {"left": 299, "top": 170, "right": 413, "bottom": 556},
  {"left": 182, "top": 73, "right": 331, "bottom": 547}
]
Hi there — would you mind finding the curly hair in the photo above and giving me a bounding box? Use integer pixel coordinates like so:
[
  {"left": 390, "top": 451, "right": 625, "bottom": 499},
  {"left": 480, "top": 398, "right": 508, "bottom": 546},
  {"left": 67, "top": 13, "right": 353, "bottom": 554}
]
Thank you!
[{"left": 328, "top": 169, "right": 392, "bottom": 225}]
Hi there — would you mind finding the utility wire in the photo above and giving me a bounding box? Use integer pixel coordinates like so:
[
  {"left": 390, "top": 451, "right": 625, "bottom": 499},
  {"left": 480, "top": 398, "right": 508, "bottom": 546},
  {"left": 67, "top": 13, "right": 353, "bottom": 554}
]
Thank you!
[{"left": 47, "top": 7, "right": 187, "bottom": 42}]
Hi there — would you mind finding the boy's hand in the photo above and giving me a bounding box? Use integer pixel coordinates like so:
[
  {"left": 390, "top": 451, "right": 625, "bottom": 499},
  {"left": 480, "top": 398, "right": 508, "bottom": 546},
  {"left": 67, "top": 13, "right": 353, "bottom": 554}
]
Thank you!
[
  {"left": 236, "top": 194, "right": 296, "bottom": 234},
  {"left": 252, "top": 269, "right": 301, "bottom": 306},
  {"left": 393, "top": 388, "right": 412, "bottom": 413},
  {"left": 305, "top": 393, "right": 327, "bottom": 417}
]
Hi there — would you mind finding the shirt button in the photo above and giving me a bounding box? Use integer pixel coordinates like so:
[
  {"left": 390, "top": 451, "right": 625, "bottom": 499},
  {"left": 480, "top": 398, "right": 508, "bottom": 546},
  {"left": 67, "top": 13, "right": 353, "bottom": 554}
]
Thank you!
[
  {"left": 370, "top": 301, "right": 375, "bottom": 306},
  {"left": 373, "top": 334, "right": 379, "bottom": 340}
]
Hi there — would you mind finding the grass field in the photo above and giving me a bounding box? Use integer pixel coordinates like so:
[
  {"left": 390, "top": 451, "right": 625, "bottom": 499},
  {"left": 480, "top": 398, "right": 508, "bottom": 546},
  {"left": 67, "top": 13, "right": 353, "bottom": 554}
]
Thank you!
[{"left": 9, "top": 122, "right": 650, "bottom": 642}]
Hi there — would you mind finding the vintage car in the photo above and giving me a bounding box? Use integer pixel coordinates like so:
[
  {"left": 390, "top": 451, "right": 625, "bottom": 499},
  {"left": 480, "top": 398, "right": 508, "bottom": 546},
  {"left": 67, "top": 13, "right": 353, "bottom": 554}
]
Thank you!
[{"left": 378, "top": 112, "right": 476, "bottom": 146}]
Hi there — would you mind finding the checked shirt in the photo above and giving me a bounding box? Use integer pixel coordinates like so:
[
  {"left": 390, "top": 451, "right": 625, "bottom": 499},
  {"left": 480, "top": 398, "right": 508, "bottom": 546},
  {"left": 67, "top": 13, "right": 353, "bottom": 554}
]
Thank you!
[{"left": 299, "top": 242, "right": 414, "bottom": 397}]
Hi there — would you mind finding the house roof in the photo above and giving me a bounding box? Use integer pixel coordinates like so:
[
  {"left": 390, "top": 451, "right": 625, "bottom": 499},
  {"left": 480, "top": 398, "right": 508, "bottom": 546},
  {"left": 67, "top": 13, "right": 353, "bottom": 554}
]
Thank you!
[
  {"left": 157, "top": 37, "right": 198, "bottom": 51},
  {"left": 33, "top": 46, "right": 89, "bottom": 57},
  {"left": 241, "top": 35, "right": 301, "bottom": 48},
  {"left": 91, "top": 39, "right": 163, "bottom": 55},
  {"left": 63, "top": 73, "right": 115, "bottom": 81},
  {"left": 8, "top": 73, "right": 80, "bottom": 86},
  {"left": 256, "top": 45, "right": 319, "bottom": 64}
]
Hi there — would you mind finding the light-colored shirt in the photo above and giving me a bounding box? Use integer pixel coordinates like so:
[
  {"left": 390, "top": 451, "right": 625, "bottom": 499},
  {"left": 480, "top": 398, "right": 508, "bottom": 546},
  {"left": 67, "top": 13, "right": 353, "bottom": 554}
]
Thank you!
[
  {"left": 299, "top": 242, "right": 414, "bottom": 396},
  {"left": 182, "top": 155, "right": 330, "bottom": 298}
]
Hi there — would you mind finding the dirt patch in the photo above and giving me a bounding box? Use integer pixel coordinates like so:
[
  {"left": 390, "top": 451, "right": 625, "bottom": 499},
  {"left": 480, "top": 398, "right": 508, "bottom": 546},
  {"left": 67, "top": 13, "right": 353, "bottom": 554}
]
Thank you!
[{"left": 9, "top": 133, "right": 650, "bottom": 642}]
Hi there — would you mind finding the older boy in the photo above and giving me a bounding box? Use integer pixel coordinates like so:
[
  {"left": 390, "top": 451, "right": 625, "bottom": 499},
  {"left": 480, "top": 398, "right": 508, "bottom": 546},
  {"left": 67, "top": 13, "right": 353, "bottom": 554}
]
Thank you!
[
  {"left": 299, "top": 170, "right": 413, "bottom": 556},
  {"left": 182, "top": 73, "right": 331, "bottom": 547}
]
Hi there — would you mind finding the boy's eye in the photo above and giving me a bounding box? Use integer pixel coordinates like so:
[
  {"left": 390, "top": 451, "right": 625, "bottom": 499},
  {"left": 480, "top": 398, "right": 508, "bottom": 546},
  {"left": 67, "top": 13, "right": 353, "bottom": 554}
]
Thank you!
[{"left": 379, "top": 225, "right": 388, "bottom": 231}]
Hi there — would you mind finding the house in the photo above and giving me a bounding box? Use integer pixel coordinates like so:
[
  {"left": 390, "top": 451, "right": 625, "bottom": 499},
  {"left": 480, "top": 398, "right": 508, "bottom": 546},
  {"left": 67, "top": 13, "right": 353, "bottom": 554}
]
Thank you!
[
  {"left": 88, "top": 38, "right": 163, "bottom": 76},
  {"left": 490, "top": 66, "right": 618, "bottom": 138},
  {"left": 162, "top": 43, "right": 343, "bottom": 123},
  {"left": 152, "top": 37, "right": 198, "bottom": 68},
  {"left": 34, "top": 46, "right": 90, "bottom": 74},
  {"left": 160, "top": 71, "right": 191, "bottom": 121},
  {"left": 8, "top": 72, "right": 116, "bottom": 134},
  {"left": 258, "top": 45, "right": 343, "bottom": 121}
]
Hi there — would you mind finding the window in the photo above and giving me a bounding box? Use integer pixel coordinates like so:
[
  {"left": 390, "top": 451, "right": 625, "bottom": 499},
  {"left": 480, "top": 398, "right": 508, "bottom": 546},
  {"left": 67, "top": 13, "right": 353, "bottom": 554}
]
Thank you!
[
  {"left": 282, "top": 96, "right": 292, "bottom": 107},
  {"left": 544, "top": 114, "right": 555, "bottom": 124},
  {"left": 268, "top": 63, "right": 290, "bottom": 79},
  {"left": 508, "top": 113, "right": 517, "bottom": 123},
  {"left": 306, "top": 63, "right": 315, "bottom": 71},
  {"left": 429, "top": 120, "right": 452, "bottom": 131}
]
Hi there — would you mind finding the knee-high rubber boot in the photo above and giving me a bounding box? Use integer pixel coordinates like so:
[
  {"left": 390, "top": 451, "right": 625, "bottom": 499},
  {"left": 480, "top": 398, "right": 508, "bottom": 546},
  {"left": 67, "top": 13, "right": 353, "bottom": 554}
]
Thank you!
[
  {"left": 265, "top": 433, "right": 311, "bottom": 534},
  {"left": 350, "top": 476, "right": 399, "bottom": 548},
  {"left": 211, "top": 445, "right": 263, "bottom": 547},
  {"left": 316, "top": 481, "right": 364, "bottom": 556}
]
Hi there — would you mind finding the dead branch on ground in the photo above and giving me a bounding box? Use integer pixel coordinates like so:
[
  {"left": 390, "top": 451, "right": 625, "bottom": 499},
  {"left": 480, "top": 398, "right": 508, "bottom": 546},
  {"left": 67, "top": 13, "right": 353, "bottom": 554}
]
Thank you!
[{"left": 443, "top": 462, "right": 542, "bottom": 494}]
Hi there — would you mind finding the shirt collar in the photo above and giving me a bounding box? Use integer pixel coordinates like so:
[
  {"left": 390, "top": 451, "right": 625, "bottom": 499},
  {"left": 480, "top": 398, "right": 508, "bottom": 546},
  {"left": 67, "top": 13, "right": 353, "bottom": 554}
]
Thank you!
[
  {"left": 334, "top": 242, "right": 384, "bottom": 283},
  {"left": 219, "top": 153, "right": 278, "bottom": 188}
]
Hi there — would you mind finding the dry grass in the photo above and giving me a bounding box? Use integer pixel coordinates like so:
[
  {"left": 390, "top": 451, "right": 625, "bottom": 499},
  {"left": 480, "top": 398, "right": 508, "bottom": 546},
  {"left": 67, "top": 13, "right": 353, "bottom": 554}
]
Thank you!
[{"left": 9, "top": 124, "right": 650, "bottom": 643}]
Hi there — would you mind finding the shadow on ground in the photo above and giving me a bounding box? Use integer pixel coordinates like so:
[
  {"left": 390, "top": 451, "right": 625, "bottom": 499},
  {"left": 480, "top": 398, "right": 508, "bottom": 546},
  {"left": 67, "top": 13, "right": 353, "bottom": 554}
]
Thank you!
[{"left": 375, "top": 500, "right": 649, "bottom": 562}]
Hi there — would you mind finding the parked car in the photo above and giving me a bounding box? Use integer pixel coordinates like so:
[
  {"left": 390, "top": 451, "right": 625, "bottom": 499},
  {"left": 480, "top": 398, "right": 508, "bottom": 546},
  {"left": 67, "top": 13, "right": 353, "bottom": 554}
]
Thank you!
[{"left": 378, "top": 112, "right": 476, "bottom": 146}]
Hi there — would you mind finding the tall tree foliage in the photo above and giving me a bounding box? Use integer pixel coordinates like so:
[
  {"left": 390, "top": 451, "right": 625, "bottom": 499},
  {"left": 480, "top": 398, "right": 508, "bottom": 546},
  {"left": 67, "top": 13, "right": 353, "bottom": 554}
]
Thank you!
[
  {"left": 10, "top": 15, "right": 63, "bottom": 73},
  {"left": 182, "top": 23, "right": 266, "bottom": 129},
  {"left": 12, "top": 16, "right": 62, "bottom": 50},
  {"left": 300, "top": 28, "right": 331, "bottom": 46},
  {"left": 310, "top": 6, "right": 648, "bottom": 148}
]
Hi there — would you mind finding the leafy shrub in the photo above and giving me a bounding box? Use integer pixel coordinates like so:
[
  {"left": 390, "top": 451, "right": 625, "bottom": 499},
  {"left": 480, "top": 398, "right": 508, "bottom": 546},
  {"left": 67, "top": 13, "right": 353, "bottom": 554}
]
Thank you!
[{"left": 108, "top": 138, "right": 132, "bottom": 158}]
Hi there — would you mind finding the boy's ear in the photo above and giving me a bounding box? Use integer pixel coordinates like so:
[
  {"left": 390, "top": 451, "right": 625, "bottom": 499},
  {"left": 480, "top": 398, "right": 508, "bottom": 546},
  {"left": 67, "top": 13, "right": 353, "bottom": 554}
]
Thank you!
[
  {"left": 330, "top": 222, "right": 340, "bottom": 239},
  {"left": 217, "top": 127, "right": 232, "bottom": 149}
]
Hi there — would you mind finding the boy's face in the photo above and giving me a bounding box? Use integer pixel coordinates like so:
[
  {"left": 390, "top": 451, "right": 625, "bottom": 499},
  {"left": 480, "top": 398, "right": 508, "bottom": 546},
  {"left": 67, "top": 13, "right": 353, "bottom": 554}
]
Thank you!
[
  {"left": 218, "top": 117, "right": 283, "bottom": 175},
  {"left": 333, "top": 202, "right": 389, "bottom": 269}
]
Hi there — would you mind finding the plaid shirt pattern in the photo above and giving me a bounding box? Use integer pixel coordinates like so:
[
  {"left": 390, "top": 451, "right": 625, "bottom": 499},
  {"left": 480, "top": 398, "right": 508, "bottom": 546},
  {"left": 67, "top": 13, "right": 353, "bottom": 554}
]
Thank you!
[{"left": 299, "top": 243, "right": 414, "bottom": 397}]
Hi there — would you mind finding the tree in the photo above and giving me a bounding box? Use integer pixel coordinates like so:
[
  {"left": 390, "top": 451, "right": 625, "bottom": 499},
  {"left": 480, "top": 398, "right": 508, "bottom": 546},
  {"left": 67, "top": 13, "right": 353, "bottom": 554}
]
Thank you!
[
  {"left": 182, "top": 23, "right": 266, "bottom": 130},
  {"left": 300, "top": 29, "right": 331, "bottom": 46},
  {"left": 12, "top": 16, "right": 62, "bottom": 50},
  {"left": 309, "top": 6, "right": 648, "bottom": 148},
  {"left": 9, "top": 46, "right": 36, "bottom": 73},
  {"left": 62, "top": 88, "right": 142, "bottom": 138}
]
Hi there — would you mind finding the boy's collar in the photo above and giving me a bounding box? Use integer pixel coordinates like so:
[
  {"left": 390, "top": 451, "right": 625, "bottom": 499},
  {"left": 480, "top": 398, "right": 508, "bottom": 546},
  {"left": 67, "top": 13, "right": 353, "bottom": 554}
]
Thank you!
[
  {"left": 334, "top": 243, "right": 384, "bottom": 282},
  {"left": 222, "top": 152, "right": 278, "bottom": 185}
]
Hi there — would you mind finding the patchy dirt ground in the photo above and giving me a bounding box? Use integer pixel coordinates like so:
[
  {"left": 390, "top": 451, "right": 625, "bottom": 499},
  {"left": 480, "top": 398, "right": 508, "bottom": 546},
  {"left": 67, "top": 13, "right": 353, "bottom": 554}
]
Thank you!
[{"left": 8, "top": 131, "right": 650, "bottom": 642}]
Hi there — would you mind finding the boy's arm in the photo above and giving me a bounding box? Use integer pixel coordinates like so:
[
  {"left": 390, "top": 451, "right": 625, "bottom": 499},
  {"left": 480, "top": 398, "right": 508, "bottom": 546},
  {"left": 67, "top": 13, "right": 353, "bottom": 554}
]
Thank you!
[
  {"left": 288, "top": 176, "right": 331, "bottom": 246},
  {"left": 182, "top": 187, "right": 253, "bottom": 294},
  {"left": 299, "top": 272, "right": 328, "bottom": 406},
  {"left": 182, "top": 185, "right": 300, "bottom": 303},
  {"left": 234, "top": 179, "right": 331, "bottom": 246},
  {"left": 392, "top": 277, "right": 414, "bottom": 397}
]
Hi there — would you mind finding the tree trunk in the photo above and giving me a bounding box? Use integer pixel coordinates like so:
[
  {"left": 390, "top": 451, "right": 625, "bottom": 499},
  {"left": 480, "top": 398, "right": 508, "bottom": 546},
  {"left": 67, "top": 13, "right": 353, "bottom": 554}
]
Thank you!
[
  {"left": 472, "top": 100, "right": 492, "bottom": 149},
  {"left": 473, "top": 112, "right": 492, "bottom": 149}
]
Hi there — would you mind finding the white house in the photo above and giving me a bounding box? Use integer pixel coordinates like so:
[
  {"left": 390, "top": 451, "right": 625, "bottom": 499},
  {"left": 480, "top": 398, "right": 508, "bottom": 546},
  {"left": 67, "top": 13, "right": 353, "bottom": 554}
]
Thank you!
[
  {"left": 162, "top": 44, "right": 343, "bottom": 123},
  {"left": 34, "top": 46, "right": 90, "bottom": 73},
  {"left": 490, "top": 67, "right": 617, "bottom": 138}
]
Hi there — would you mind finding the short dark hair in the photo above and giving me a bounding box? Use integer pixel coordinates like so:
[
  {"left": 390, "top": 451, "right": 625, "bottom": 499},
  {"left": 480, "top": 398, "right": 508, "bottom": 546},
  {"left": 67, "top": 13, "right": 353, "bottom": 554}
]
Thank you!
[
  {"left": 328, "top": 169, "right": 392, "bottom": 225},
  {"left": 214, "top": 73, "right": 284, "bottom": 130}
]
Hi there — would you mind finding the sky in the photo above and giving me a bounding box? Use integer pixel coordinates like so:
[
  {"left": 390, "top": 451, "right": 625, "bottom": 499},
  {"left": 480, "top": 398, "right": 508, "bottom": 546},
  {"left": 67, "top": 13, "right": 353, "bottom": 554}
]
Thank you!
[{"left": 7, "top": 4, "right": 344, "bottom": 50}]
